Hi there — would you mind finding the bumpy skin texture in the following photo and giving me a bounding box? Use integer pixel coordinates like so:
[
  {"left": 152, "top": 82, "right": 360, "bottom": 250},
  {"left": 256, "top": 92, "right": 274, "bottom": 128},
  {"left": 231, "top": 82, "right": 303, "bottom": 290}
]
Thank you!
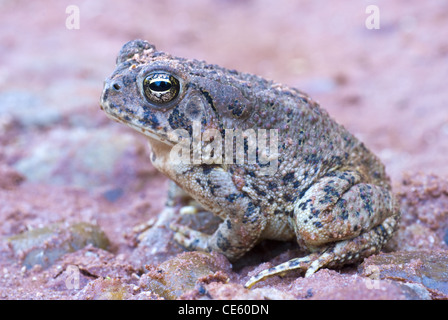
[{"left": 100, "top": 40, "right": 400, "bottom": 288}]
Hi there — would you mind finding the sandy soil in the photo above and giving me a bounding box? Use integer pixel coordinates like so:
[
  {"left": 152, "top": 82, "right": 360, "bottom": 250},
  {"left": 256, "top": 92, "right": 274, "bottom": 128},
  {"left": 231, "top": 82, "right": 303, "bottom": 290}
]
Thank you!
[{"left": 1, "top": 0, "right": 447, "bottom": 300}]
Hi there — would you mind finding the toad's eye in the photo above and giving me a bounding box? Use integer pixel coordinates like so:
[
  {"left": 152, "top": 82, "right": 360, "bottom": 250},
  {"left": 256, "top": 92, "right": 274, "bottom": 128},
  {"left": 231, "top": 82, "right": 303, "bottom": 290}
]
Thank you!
[{"left": 143, "top": 72, "right": 180, "bottom": 104}]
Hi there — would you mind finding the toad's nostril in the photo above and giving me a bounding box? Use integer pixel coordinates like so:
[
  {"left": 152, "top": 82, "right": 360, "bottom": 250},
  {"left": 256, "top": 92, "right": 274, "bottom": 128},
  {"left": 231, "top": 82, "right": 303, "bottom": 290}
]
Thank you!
[{"left": 112, "top": 82, "right": 121, "bottom": 91}]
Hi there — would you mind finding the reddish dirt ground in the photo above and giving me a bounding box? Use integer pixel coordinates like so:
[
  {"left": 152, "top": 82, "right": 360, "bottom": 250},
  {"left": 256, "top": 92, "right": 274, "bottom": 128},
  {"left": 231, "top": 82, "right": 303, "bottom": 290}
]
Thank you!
[{"left": 1, "top": 0, "right": 447, "bottom": 300}]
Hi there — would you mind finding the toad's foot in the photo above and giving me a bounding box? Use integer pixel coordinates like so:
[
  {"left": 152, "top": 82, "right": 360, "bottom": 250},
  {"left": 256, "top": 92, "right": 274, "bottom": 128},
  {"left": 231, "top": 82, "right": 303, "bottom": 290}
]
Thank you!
[
  {"left": 170, "top": 223, "right": 211, "bottom": 252},
  {"left": 245, "top": 214, "right": 398, "bottom": 288},
  {"left": 132, "top": 207, "right": 177, "bottom": 242},
  {"left": 133, "top": 181, "right": 203, "bottom": 241},
  {"left": 244, "top": 253, "right": 320, "bottom": 289}
]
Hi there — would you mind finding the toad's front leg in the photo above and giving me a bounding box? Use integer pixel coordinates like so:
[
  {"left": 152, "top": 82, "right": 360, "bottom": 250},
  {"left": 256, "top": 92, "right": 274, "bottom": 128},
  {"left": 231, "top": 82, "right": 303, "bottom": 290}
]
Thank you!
[{"left": 171, "top": 198, "right": 265, "bottom": 262}]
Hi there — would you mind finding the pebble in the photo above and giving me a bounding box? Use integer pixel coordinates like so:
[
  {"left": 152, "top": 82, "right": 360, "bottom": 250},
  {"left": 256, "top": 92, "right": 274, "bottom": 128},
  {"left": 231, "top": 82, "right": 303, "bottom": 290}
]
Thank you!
[
  {"left": 7, "top": 222, "right": 110, "bottom": 269},
  {"left": 138, "top": 251, "right": 231, "bottom": 300}
]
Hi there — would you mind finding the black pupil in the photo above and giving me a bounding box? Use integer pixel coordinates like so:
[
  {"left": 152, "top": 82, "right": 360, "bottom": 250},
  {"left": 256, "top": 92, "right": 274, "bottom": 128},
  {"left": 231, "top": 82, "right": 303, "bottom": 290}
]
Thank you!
[{"left": 150, "top": 80, "right": 171, "bottom": 92}]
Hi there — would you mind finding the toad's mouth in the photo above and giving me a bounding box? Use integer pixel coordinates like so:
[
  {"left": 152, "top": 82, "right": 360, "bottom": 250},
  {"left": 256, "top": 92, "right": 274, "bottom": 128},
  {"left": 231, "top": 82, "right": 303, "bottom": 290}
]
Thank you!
[{"left": 100, "top": 100, "right": 175, "bottom": 147}]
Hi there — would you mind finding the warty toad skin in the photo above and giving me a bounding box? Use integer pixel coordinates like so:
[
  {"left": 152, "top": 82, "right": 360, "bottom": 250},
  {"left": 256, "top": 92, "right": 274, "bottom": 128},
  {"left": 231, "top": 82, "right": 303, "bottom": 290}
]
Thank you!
[{"left": 100, "top": 40, "right": 400, "bottom": 288}]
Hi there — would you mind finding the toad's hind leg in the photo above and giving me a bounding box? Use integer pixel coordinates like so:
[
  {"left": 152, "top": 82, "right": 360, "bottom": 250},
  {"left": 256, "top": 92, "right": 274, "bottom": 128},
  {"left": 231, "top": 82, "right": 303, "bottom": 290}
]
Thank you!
[
  {"left": 244, "top": 214, "right": 399, "bottom": 288},
  {"left": 245, "top": 171, "right": 400, "bottom": 288}
]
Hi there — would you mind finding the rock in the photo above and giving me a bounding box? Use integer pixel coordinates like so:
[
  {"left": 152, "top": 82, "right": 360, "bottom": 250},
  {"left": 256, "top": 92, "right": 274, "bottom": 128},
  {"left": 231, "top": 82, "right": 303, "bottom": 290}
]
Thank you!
[
  {"left": 182, "top": 281, "right": 296, "bottom": 300},
  {"left": 285, "top": 268, "right": 427, "bottom": 300},
  {"left": 0, "top": 91, "right": 61, "bottom": 128},
  {"left": 74, "top": 277, "right": 133, "bottom": 300},
  {"left": 138, "top": 251, "right": 231, "bottom": 300},
  {"left": 392, "top": 173, "right": 448, "bottom": 251},
  {"left": 360, "top": 250, "right": 448, "bottom": 299},
  {"left": 0, "top": 164, "right": 25, "bottom": 189},
  {"left": 130, "top": 207, "right": 221, "bottom": 267},
  {"left": 45, "top": 246, "right": 138, "bottom": 292},
  {"left": 12, "top": 127, "right": 138, "bottom": 190},
  {"left": 7, "top": 222, "right": 110, "bottom": 269}
]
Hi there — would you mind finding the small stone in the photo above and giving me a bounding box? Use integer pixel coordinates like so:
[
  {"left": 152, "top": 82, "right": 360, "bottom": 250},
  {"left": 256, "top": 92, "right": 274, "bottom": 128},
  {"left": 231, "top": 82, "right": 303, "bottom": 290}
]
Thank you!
[
  {"left": 138, "top": 251, "right": 231, "bottom": 300},
  {"left": 7, "top": 222, "right": 110, "bottom": 269},
  {"left": 74, "top": 277, "right": 132, "bottom": 300}
]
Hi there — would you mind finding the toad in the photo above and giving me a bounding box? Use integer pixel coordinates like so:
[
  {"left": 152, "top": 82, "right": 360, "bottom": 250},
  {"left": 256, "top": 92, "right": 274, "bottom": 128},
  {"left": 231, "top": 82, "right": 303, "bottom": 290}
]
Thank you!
[{"left": 100, "top": 40, "right": 400, "bottom": 288}]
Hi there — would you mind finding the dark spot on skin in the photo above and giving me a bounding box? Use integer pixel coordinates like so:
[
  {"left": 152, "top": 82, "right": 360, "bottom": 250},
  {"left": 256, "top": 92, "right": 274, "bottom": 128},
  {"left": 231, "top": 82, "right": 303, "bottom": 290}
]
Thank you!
[
  {"left": 122, "top": 73, "right": 137, "bottom": 87},
  {"left": 258, "top": 161, "right": 271, "bottom": 168},
  {"left": 304, "top": 153, "right": 322, "bottom": 167},
  {"left": 201, "top": 116, "right": 207, "bottom": 127},
  {"left": 288, "top": 259, "right": 304, "bottom": 268},
  {"left": 298, "top": 130, "right": 305, "bottom": 145},
  {"left": 227, "top": 99, "right": 245, "bottom": 117},
  {"left": 202, "top": 165, "right": 214, "bottom": 175},
  {"left": 243, "top": 139, "right": 249, "bottom": 155},
  {"left": 183, "top": 166, "right": 195, "bottom": 174},
  {"left": 311, "top": 208, "right": 320, "bottom": 217},
  {"left": 184, "top": 82, "right": 194, "bottom": 90},
  {"left": 140, "top": 109, "right": 160, "bottom": 130},
  {"left": 187, "top": 238, "right": 200, "bottom": 250},
  {"left": 359, "top": 185, "right": 374, "bottom": 217},
  {"left": 319, "top": 184, "right": 340, "bottom": 204},
  {"left": 338, "top": 198, "right": 349, "bottom": 220},
  {"left": 200, "top": 89, "right": 217, "bottom": 113},
  {"left": 252, "top": 184, "right": 267, "bottom": 197},
  {"left": 245, "top": 202, "right": 256, "bottom": 216},
  {"left": 282, "top": 172, "right": 295, "bottom": 183},
  {"left": 208, "top": 179, "right": 221, "bottom": 196},
  {"left": 268, "top": 182, "right": 277, "bottom": 190},
  {"left": 298, "top": 199, "right": 311, "bottom": 211},
  {"left": 285, "top": 210, "right": 294, "bottom": 217},
  {"left": 216, "top": 231, "right": 230, "bottom": 252},
  {"left": 108, "top": 102, "right": 119, "bottom": 110},
  {"left": 186, "top": 99, "right": 203, "bottom": 119},
  {"left": 293, "top": 181, "right": 300, "bottom": 189},
  {"left": 226, "top": 220, "right": 232, "bottom": 230},
  {"left": 123, "top": 105, "right": 137, "bottom": 116},
  {"left": 297, "top": 183, "right": 312, "bottom": 200},
  {"left": 283, "top": 193, "right": 295, "bottom": 202},
  {"left": 247, "top": 170, "right": 256, "bottom": 178},
  {"left": 331, "top": 155, "right": 342, "bottom": 167},
  {"left": 243, "top": 202, "right": 258, "bottom": 223},
  {"left": 226, "top": 193, "right": 240, "bottom": 203},
  {"left": 102, "top": 86, "right": 110, "bottom": 101},
  {"left": 378, "top": 224, "right": 387, "bottom": 238},
  {"left": 274, "top": 209, "right": 282, "bottom": 215},
  {"left": 373, "top": 171, "right": 381, "bottom": 180},
  {"left": 168, "top": 107, "right": 192, "bottom": 134}
]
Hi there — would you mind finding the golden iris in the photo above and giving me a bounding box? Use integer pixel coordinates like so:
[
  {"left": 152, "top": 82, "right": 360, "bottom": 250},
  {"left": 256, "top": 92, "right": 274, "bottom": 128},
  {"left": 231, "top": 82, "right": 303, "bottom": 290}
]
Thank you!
[{"left": 143, "top": 72, "right": 180, "bottom": 104}]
